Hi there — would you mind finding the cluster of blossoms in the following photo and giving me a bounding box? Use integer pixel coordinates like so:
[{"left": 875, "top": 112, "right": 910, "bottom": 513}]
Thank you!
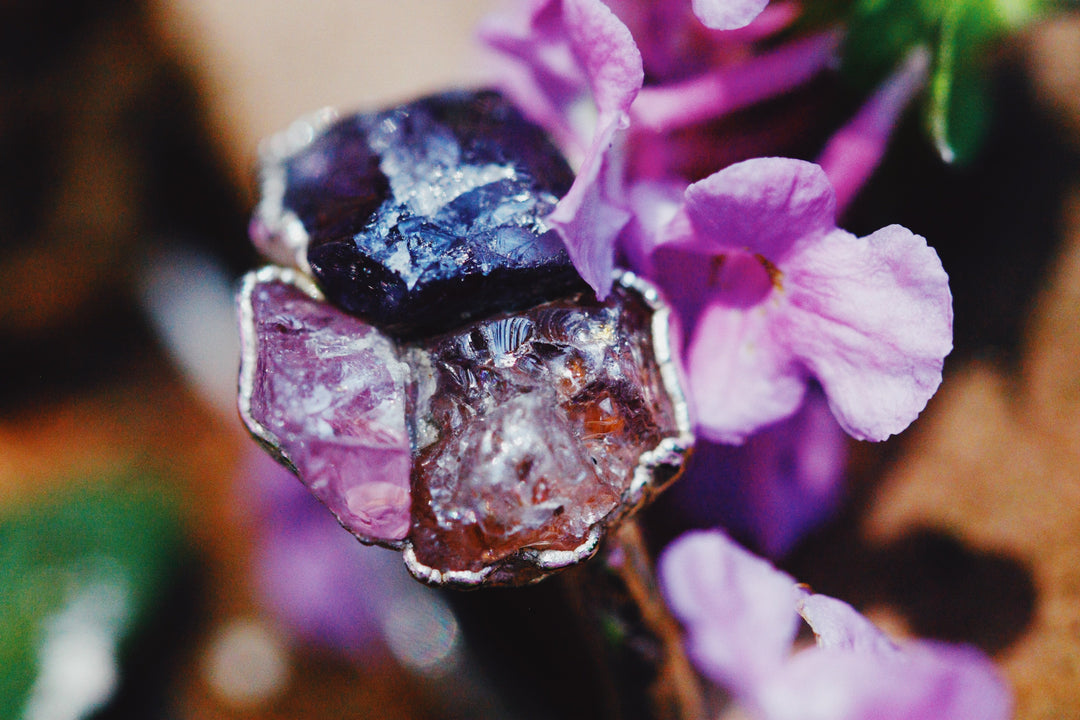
[
  {"left": 477, "top": 0, "right": 1004, "bottom": 716},
  {"left": 479, "top": 0, "right": 950, "bottom": 551}
]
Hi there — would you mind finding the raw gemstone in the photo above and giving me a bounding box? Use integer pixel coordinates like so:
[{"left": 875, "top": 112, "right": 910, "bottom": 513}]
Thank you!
[
  {"left": 272, "top": 90, "right": 586, "bottom": 338},
  {"left": 404, "top": 283, "right": 685, "bottom": 584},
  {"left": 238, "top": 268, "right": 412, "bottom": 543},
  {"left": 238, "top": 268, "right": 692, "bottom": 586}
]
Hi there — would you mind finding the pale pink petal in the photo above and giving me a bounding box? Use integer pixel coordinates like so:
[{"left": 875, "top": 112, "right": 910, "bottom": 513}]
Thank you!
[
  {"left": 563, "top": 0, "right": 643, "bottom": 115},
  {"left": 692, "top": 0, "right": 770, "bottom": 30},
  {"left": 685, "top": 301, "right": 806, "bottom": 444},
  {"left": 797, "top": 594, "right": 900, "bottom": 655},
  {"left": 487, "top": 0, "right": 642, "bottom": 299},
  {"left": 659, "top": 530, "right": 801, "bottom": 692},
  {"left": 684, "top": 157, "right": 837, "bottom": 262},
  {"left": 545, "top": 0, "right": 643, "bottom": 298},
  {"left": 547, "top": 115, "right": 631, "bottom": 299},
  {"left": 477, "top": 0, "right": 589, "bottom": 155},
  {"left": 777, "top": 224, "right": 953, "bottom": 441},
  {"left": 756, "top": 640, "right": 1011, "bottom": 720}
]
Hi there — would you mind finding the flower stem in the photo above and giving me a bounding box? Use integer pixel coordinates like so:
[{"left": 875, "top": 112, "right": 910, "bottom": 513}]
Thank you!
[{"left": 606, "top": 520, "right": 707, "bottom": 720}]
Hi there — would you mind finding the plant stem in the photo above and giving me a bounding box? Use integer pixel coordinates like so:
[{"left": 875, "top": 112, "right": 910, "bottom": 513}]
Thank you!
[{"left": 607, "top": 520, "right": 707, "bottom": 720}]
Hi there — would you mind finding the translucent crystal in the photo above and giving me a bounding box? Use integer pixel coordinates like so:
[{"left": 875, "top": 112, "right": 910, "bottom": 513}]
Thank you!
[
  {"left": 240, "top": 270, "right": 690, "bottom": 585},
  {"left": 405, "top": 286, "right": 683, "bottom": 582},
  {"left": 239, "top": 269, "right": 412, "bottom": 543}
]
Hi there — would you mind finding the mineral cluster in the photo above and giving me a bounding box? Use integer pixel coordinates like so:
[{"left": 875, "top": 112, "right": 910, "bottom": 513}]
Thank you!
[{"left": 241, "top": 91, "right": 692, "bottom": 586}]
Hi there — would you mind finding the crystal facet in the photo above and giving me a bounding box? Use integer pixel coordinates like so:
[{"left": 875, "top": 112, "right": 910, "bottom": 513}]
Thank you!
[
  {"left": 404, "top": 280, "right": 688, "bottom": 585},
  {"left": 238, "top": 267, "right": 412, "bottom": 544},
  {"left": 257, "top": 90, "right": 587, "bottom": 338}
]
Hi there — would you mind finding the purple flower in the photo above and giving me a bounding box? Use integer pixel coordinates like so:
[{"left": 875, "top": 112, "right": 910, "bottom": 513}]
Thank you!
[
  {"left": 659, "top": 531, "right": 1012, "bottom": 720},
  {"left": 627, "top": 157, "right": 952, "bottom": 443},
  {"left": 661, "top": 384, "right": 849, "bottom": 558},
  {"left": 479, "top": 0, "right": 832, "bottom": 300}
]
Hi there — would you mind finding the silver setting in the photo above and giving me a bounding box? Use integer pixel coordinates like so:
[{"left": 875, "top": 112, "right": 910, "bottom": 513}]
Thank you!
[{"left": 251, "top": 108, "right": 339, "bottom": 273}]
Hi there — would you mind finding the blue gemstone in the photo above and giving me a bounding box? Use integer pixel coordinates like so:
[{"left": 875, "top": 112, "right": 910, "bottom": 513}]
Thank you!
[{"left": 280, "top": 90, "right": 586, "bottom": 338}]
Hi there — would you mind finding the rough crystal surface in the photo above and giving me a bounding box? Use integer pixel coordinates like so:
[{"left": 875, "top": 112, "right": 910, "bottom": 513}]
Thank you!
[
  {"left": 239, "top": 270, "right": 689, "bottom": 584},
  {"left": 278, "top": 90, "right": 586, "bottom": 338},
  {"left": 241, "top": 274, "right": 412, "bottom": 542},
  {"left": 405, "top": 286, "right": 681, "bottom": 580}
]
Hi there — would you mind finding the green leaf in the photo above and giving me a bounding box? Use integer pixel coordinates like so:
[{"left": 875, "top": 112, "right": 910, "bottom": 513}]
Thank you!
[
  {"left": 841, "top": 0, "right": 1051, "bottom": 163},
  {"left": 0, "top": 480, "right": 183, "bottom": 720}
]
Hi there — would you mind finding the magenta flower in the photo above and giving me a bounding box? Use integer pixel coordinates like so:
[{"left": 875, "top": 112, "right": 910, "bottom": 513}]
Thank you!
[
  {"left": 628, "top": 156, "right": 952, "bottom": 443},
  {"left": 659, "top": 531, "right": 1012, "bottom": 720},
  {"left": 818, "top": 48, "right": 932, "bottom": 218}
]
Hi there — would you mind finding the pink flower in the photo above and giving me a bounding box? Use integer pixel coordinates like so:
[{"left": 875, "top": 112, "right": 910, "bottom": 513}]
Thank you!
[
  {"left": 629, "top": 156, "right": 952, "bottom": 443},
  {"left": 659, "top": 531, "right": 1012, "bottom": 720}
]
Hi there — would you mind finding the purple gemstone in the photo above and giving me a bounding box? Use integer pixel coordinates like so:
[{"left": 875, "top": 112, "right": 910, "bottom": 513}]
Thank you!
[
  {"left": 238, "top": 267, "right": 412, "bottom": 543},
  {"left": 254, "top": 90, "right": 586, "bottom": 339}
]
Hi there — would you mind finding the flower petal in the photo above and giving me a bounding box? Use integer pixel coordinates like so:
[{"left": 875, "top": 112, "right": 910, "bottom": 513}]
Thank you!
[
  {"left": 659, "top": 530, "right": 801, "bottom": 691},
  {"left": 797, "top": 594, "right": 900, "bottom": 655},
  {"left": 757, "top": 639, "right": 1011, "bottom": 720},
  {"left": 692, "top": 0, "right": 771, "bottom": 30},
  {"left": 685, "top": 300, "right": 806, "bottom": 444},
  {"left": 563, "top": 0, "right": 643, "bottom": 116},
  {"left": 484, "top": 0, "right": 642, "bottom": 299},
  {"left": 477, "top": 0, "right": 584, "bottom": 152},
  {"left": 631, "top": 31, "right": 840, "bottom": 133},
  {"left": 778, "top": 224, "right": 953, "bottom": 441},
  {"left": 662, "top": 386, "right": 848, "bottom": 557},
  {"left": 684, "top": 157, "right": 837, "bottom": 261},
  {"left": 547, "top": 115, "right": 631, "bottom": 299},
  {"left": 544, "top": 0, "right": 643, "bottom": 298}
]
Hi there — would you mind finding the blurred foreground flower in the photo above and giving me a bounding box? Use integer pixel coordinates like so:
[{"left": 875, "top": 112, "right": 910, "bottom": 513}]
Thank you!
[
  {"left": 660, "top": 530, "right": 1012, "bottom": 720},
  {"left": 661, "top": 385, "right": 848, "bottom": 558}
]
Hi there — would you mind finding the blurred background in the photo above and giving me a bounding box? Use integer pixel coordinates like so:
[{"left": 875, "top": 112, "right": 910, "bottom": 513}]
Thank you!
[{"left": 1, "top": 1, "right": 1079, "bottom": 719}]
